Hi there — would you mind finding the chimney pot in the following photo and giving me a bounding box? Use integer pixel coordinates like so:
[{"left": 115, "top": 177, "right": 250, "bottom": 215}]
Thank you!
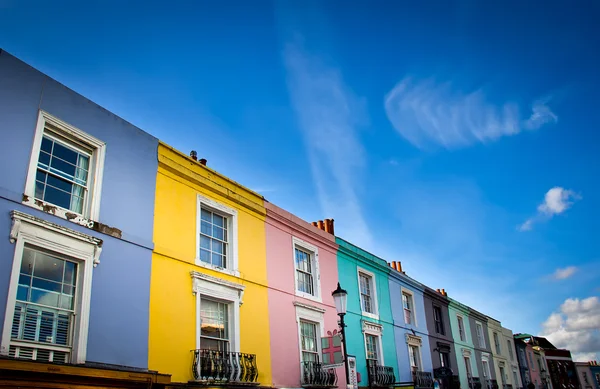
[
  {"left": 324, "top": 219, "right": 335, "bottom": 234},
  {"left": 199, "top": 158, "right": 207, "bottom": 166},
  {"left": 397, "top": 261, "right": 403, "bottom": 272},
  {"left": 190, "top": 150, "right": 198, "bottom": 161},
  {"left": 312, "top": 222, "right": 318, "bottom": 227},
  {"left": 317, "top": 220, "right": 325, "bottom": 231}
]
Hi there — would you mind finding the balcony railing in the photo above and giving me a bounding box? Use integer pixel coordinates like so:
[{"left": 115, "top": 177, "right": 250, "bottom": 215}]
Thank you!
[
  {"left": 191, "top": 349, "right": 259, "bottom": 385},
  {"left": 469, "top": 376, "right": 482, "bottom": 389},
  {"left": 486, "top": 379, "right": 499, "bottom": 389},
  {"left": 503, "top": 384, "right": 513, "bottom": 389},
  {"left": 413, "top": 371, "right": 434, "bottom": 389},
  {"left": 451, "top": 375, "right": 461, "bottom": 389},
  {"left": 301, "top": 361, "right": 338, "bottom": 388},
  {"left": 367, "top": 359, "right": 396, "bottom": 387}
]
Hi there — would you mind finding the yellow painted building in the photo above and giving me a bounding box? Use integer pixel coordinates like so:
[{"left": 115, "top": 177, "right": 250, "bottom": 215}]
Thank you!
[{"left": 148, "top": 142, "right": 272, "bottom": 385}]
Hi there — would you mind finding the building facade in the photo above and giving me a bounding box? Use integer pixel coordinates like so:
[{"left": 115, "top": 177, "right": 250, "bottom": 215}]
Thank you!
[
  {"left": 148, "top": 143, "right": 272, "bottom": 385},
  {"left": 514, "top": 337, "right": 532, "bottom": 388},
  {"left": 0, "top": 49, "right": 170, "bottom": 386},
  {"left": 388, "top": 262, "right": 433, "bottom": 386},
  {"left": 265, "top": 206, "right": 343, "bottom": 388},
  {"left": 336, "top": 238, "right": 397, "bottom": 388},
  {"left": 501, "top": 326, "right": 522, "bottom": 389},
  {"left": 448, "top": 298, "right": 480, "bottom": 389},
  {"left": 423, "top": 287, "right": 459, "bottom": 389},
  {"left": 590, "top": 361, "right": 600, "bottom": 389},
  {"left": 468, "top": 310, "right": 497, "bottom": 389},
  {"left": 487, "top": 318, "right": 511, "bottom": 389}
]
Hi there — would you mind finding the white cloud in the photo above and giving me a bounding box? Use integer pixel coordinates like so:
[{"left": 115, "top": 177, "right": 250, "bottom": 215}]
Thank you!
[
  {"left": 540, "top": 296, "right": 600, "bottom": 361},
  {"left": 384, "top": 77, "right": 557, "bottom": 149},
  {"left": 519, "top": 187, "right": 581, "bottom": 231},
  {"left": 552, "top": 266, "right": 578, "bottom": 280},
  {"left": 283, "top": 39, "right": 372, "bottom": 247}
]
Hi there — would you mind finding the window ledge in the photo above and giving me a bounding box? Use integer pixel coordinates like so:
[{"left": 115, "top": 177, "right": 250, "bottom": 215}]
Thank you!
[
  {"left": 22, "top": 196, "right": 95, "bottom": 229},
  {"left": 295, "top": 291, "right": 322, "bottom": 303},
  {"left": 194, "top": 259, "right": 240, "bottom": 277},
  {"left": 362, "top": 311, "right": 379, "bottom": 321}
]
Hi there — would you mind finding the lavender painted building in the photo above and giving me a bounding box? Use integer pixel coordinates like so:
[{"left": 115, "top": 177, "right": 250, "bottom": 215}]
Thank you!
[{"left": 0, "top": 50, "right": 158, "bottom": 369}]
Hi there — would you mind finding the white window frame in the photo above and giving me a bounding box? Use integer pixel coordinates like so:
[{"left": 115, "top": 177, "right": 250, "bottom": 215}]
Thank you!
[
  {"left": 196, "top": 194, "right": 239, "bottom": 276},
  {"left": 507, "top": 340, "right": 514, "bottom": 361},
  {"left": 406, "top": 333, "right": 423, "bottom": 372},
  {"left": 292, "top": 237, "right": 322, "bottom": 302},
  {"left": 401, "top": 288, "right": 417, "bottom": 327},
  {"left": 494, "top": 332, "right": 501, "bottom": 355},
  {"left": 482, "top": 354, "right": 492, "bottom": 379},
  {"left": 357, "top": 267, "right": 379, "bottom": 320},
  {"left": 23, "top": 111, "right": 106, "bottom": 223},
  {"left": 457, "top": 314, "right": 466, "bottom": 342},
  {"left": 1, "top": 210, "right": 102, "bottom": 363},
  {"left": 363, "top": 321, "right": 384, "bottom": 365},
  {"left": 191, "top": 271, "right": 244, "bottom": 353},
  {"left": 476, "top": 322, "right": 486, "bottom": 348},
  {"left": 295, "top": 302, "right": 325, "bottom": 370}
]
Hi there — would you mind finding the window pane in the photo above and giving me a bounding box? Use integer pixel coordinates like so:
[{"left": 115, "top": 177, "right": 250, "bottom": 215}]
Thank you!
[
  {"left": 201, "top": 221, "right": 212, "bottom": 235},
  {"left": 50, "top": 156, "right": 77, "bottom": 180},
  {"left": 46, "top": 174, "right": 72, "bottom": 194},
  {"left": 199, "top": 249, "right": 210, "bottom": 263},
  {"left": 17, "top": 285, "right": 29, "bottom": 301},
  {"left": 33, "top": 252, "right": 64, "bottom": 282},
  {"left": 43, "top": 185, "right": 71, "bottom": 210},
  {"left": 41, "top": 137, "right": 53, "bottom": 153},
  {"left": 200, "top": 299, "right": 229, "bottom": 344},
  {"left": 213, "top": 226, "right": 224, "bottom": 241},
  {"left": 213, "top": 214, "right": 224, "bottom": 227},
  {"left": 64, "top": 261, "right": 76, "bottom": 285},
  {"left": 30, "top": 289, "right": 60, "bottom": 307},
  {"left": 52, "top": 142, "right": 78, "bottom": 165},
  {"left": 200, "top": 235, "right": 211, "bottom": 250},
  {"left": 32, "top": 278, "right": 62, "bottom": 293},
  {"left": 212, "top": 253, "right": 224, "bottom": 267}
]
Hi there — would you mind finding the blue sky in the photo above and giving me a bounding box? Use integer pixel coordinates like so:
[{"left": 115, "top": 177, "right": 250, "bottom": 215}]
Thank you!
[{"left": 1, "top": 0, "right": 599, "bottom": 359}]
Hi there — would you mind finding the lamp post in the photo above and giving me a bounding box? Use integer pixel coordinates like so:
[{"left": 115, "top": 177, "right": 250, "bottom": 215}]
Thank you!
[{"left": 332, "top": 282, "right": 350, "bottom": 389}]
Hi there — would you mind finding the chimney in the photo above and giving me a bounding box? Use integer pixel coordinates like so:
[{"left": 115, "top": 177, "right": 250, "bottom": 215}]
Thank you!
[
  {"left": 199, "top": 158, "right": 207, "bottom": 166},
  {"left": 324, "top": 219, "right": 335, "bottom": 235},
  {"left": 441, "top": 289, "right": 447, "bottom": 296},
  {"left": 436, "top": 289, "right": 441, "bottom": 293},
  {"left": 190, "top": 150, "right": 198, "bottom": 161},
  {"left": 312, "top": 222, "right": 318, "bottom": 227},
  {"left": 397, "top": 261, "right": 403, "bottom": 273}
]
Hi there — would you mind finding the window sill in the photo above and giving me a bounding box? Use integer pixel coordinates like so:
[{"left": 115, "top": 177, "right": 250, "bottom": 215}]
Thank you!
[
  {"left": 22, "top": 196, "right": 95, "bottom": 229},
  {"left": 295, "top": 291, "right": 322, "bottom": 303},
  {"left": 362, "top": 311, "right": 379, "bottom": 321},
  {"left": 194, "top": 259, "right": 240, "bottom": 277}
]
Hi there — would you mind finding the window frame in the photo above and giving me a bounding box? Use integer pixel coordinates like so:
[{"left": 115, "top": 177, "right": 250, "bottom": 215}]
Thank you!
[
  {"left": 199, "top": 297, "right": 231, "bottom": 351},
  {"left": 292, "top": 237, "right": 322, "bottom": 302},
  {"left": 476, "top": 322, "right": 486, "bottom": 348},
  {"left": 507, "top": 340, "right": 514, "bottom": 361},
  {"left": 433, "top": 305, "right": 445, "bottom": 335},
  {"left": 191, "top": 271, "right": 244, "bottom": 355},
  {"left": 401, "top": 288, "right": 417, "bottom": 327},
  {"left": 23, "top": 111, "right": 106, "bottom": 223},
  {"left": 295, "top": 302, "right": 325, "bottom": 369},
  {"left": 464, "top": 355, "right": 473, "bottom": 377},
  {"left": 357, "top": 267, "right": 379, "bottom": 320},
  {"left": 493, "top": 332, "right": 501, "bottom": 355},
  {"left": 1, "top": 210, "right": 101, "bottom": 363},
  {"left": 528, "top": 351, "right": 535, "bottom": 371},
  {"left": 196, "top": 194, "right": 239, "bottom": 276},
  {"left": 457, "top": 315, "right": 466, "bottom": 342},
  {"left": 363, "top": 321, "right": 384, "bottom": 365}
]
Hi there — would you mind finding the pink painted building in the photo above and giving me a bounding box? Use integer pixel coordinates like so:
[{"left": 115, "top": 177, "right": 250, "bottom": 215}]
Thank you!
[{"left": 265, "top": 202, "right": 344, "bottom": 388}]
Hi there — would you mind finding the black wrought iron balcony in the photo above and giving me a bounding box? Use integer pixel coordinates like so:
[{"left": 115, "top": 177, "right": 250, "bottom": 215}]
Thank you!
[
  {"left": 469, "top": 376, "right": 482, "bottom": 389},
  {"left": 301, "top": 361, "right": 338, "bottom": 388},
  {"left": 367, "top": 359, "right": 396, "bottom": 387},
  {"left": 486, "top": 379, "right": 499, "bottom": 389},
  {"left": 191, "top": 349, "right": 259, "bottom": 385},
  {"left": 503, "top": 384, "right": 513, "bottom": 389},
  {"left": 413, "top": 370, "right": 434, "bottom": 389}
]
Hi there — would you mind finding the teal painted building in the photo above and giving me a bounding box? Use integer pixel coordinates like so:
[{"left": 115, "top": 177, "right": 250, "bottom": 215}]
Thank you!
[
  {"left": 448, "top": 298, "right": 480, "bottom": 389},
  {"left": 336, "top": 238, "right": 398, "bottom": 388}
]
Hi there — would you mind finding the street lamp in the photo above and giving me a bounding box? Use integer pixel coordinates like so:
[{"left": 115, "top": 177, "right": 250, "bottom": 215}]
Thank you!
[{"left": 332, "top": 282, "right": 350, "bottom": 389}]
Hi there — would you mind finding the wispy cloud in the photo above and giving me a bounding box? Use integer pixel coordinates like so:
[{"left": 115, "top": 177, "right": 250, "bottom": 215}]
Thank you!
[
  {"left": 552, "top": 266, "right": 578, "bottom": 280},
  {"left": 283, "top": 38, "right": 372, "bottom": 247},
  {"left": 384, "top": 77, "right": 557, "bottom": 149},
  {"left": 519, "top": 187, "right": 581, "bottom": 231}
]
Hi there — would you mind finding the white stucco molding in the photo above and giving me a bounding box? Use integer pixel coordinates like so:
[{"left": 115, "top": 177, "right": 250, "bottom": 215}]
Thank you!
[
  {"left": 462, "top": 347, "right": 473, "bottom": 357},
  {"left": 362, "top": 320, "right": 383, "bottom": 335},
  {"left": 190, "top": 271, "right": 245, "bottom": 305},
  {"left": 293, "top": 301, "right": 326, "bottom": 314},
  {"left": 406, "top": 333, "right": 423, "bottom": 347}
]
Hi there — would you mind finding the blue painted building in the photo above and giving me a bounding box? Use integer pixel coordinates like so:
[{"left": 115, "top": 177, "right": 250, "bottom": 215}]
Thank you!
[
  {"left": 336, "top": 238, "right": 398, "bottom": 388},
  {"left": 387, "top": 261, "right": 433, "bottom": 384},
  {"left": 0, "top": 50, "right": 158, "bottom": 369}
]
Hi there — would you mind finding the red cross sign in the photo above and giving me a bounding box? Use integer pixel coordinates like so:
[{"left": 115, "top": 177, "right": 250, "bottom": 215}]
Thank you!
[{"left": 322, "top": 330, "right": 343, "bottom": 367}]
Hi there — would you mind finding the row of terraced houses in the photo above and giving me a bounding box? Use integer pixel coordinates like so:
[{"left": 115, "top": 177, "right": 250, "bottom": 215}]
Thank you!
[{"left": 0, "top": 50, "right": 590, "bottom": 389}]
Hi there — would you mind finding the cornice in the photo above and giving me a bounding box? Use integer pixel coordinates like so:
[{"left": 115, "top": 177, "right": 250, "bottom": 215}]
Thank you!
[{"left": 265, "top": 208, "right": 337, "bottom": 252}]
